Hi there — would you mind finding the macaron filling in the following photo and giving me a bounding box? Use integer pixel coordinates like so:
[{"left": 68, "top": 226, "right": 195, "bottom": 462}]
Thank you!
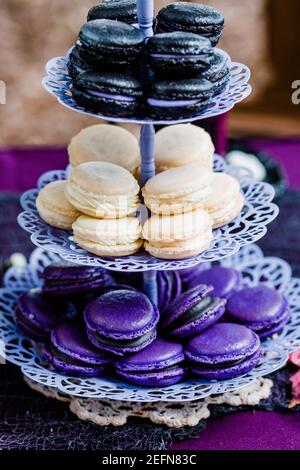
[
  {"left": 150, "top": 53, "right": 210, "bottom": 60},
  {"left": 92, "top": 329, "right": 155, "bottom": 349},
  {"left": 86, "top": 90, "right": 137, "bottom": 102},
  {"left": 191, "top": 348, "right": 263, "bottom": 380},
  {"left": 147, "top": 98, "right": 201, "bottom": 108},
  {"left": 166, "top": 296, "right": 225, "bottom": 331}
]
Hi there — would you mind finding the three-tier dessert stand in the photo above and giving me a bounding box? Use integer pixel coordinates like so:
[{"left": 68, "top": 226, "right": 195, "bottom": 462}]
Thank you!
[{"left": 2, "top": 0, "right": 299, "bottom": 403}]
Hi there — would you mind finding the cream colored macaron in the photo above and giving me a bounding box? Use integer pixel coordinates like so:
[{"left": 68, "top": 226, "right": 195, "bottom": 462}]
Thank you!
[
  {"left": 68, "top": 124, "right": 140, "bottom": 174},
  {"left": 155, "top": 124, "right": 215, "bottom": 173},
  {"left": 142, "top": 166, "right": 212, "bottom": 215},
  {"left": 73, "top": 215, "right": 143, "bottom": 257},
  {"left": 204, "top": 173, "right": 244, "bottom": 229},
  {"left": 36, "top": 180, "right": 80, "bottom": 230},
  {"left": 142, "top": 209, "right": 213, "bottom": 260},
  {"left": 65, "top": 162, "right": 140, "bottom": 219}
]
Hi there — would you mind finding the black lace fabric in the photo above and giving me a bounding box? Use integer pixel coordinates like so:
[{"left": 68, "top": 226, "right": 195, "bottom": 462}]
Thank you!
[{"left": 0, "top": 192, "right": 299, "bottom": 450}]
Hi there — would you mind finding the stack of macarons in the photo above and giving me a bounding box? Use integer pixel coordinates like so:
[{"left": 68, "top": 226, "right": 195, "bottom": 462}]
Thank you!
[
  {"left": 36, "top": 121, "right": 245, "bottom": 260},
  {"left": 67, "top": 2, "right": 230, "bottom": 119},
  {"left": 69, "top": 18, "right": 144, "bottom": 117},
  {"left": 14, "top": 287, "right": 76, "bottom": 341},
  {"left": 14, "top": 259, "right": 292, "bottom": 384},
  {"left": 36, "top": 158, "right": 143, "bottom": 257}
]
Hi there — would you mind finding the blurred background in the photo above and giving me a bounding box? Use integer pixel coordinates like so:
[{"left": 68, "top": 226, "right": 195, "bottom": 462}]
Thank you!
[{"left": 1, "top": 0, "right": 300, "bottom": 148}]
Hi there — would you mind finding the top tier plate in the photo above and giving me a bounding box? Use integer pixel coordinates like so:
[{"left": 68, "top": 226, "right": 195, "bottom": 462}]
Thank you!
[{"left": 42, "top": 50, "right": 251, "bottom": 125}]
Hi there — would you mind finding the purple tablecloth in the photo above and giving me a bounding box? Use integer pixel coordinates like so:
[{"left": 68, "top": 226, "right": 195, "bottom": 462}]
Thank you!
[{"left": 0, "top": 138, "right": 300, "bottom": 450}]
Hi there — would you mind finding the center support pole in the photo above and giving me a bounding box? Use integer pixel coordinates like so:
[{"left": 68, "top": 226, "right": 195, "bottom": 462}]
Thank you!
[
  {"left": 140, "top": 124, "right": 158, "bottom": 306},
  {"left": 137, "top": 0, "right": 158, "bottom": 306}
]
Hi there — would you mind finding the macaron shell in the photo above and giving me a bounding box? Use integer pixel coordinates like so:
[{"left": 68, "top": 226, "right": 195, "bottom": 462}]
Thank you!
[
  {"left": 116, "top": 366, "right": 185, "bottom": 387},
  {"left": 43, "top": 345, "right": 107, "bottom": 377},
  {"left": 205, "top": 173, "right": 241, "bottom": 212},
  {"left": 78, "top": 19, "right": 144, "bottom": 56},
  {"left": 258, "top": 311, "right": 291, "bottom": 340},
  {"left": 114, "top": 338, "right": 184, "bottom": 372},
  {"left": 15, "top": 288, "right": 74, "bottom": 332},
  {"left": 74, "top": 235, "right": 143, "bottom": 257},
  {"left": 84, "top": 290, "right": 159, "bottom": 339},
  {"left": 41, "top": 262, "right": 105, "bottom": 281},
  {"left": 68, "top": 124, "right": 140, "bottom": 173},
  {"left": 67, "top": 162, "right": 140, "bottom": 197},
  {"left": 14, "top": 308, "right": 47, "bottom": 341},
  {"left": 51, "top": 322, "right": 111, "bottom": 365},
  {"left": 188, "top": 266, "right": 243, "bottom": 298},
  {"left": 65, "top": 162, "right": 140, "bottom": 218},
  {"left": 36, "top": 181, "right": 80, "bottom": 230},
  {"left": 226, "top": 286, "right": 288, "bottom": 328},
  {"left": 144, "top": 232, "right": 213, "bottom": 260},
  {"left": 185, "top": 323, "right": 261, "bottom": 364},
  {"left": 87, "top": 0, "right": 137, "bottom": 23},
  {"left": 191, "top": 348, "right": 263, "bottom": 380},
  {"left": 155, "top": 124, "right": 214, "bottom": 172},
  {"left": 143, "top": 166, "right": 212, "bottom": 199},
  {"left": 161, "top": 285, "right": 213, "bottom": 329},
  {"left": 158, "top": 271, "right": 173, "bottom": 311},
  {"left": 142, "top": 210, "right": 213, "bottom": 243},
  {"left": 210, "top": 192, "right": 244, "bottom": 229}
]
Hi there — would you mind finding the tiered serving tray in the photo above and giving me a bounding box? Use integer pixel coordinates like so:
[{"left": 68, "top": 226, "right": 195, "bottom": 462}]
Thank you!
[
  {"left": 1, "top": 245, "right": 299, "bottom": 402},
  {"left": 0, "top": 0, "right": 293, "bottom": 405}
]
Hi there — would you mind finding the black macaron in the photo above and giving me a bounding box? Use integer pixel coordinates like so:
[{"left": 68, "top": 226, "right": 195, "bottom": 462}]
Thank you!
[
  {"left": 202, "top": 49, "right": 230, "bottom": 96},
  {"left": 156, "top": 2, "right": 224, "bottom": 47},
  {"left": 147, "top": 76, "right": 214, "bottom": 120},
  {"left": 67, "top": 47, "right": 93, "bottom": 80},
  {"left": 147, "top": 32, "right": 213, "bottom": 76},
  {"left": 147, "top": 77, "right": 213, "bottom": 120},
  {"left": 72, "top": 71, "right": 143, "bottom": 117},
  {"left": 88, "top": 0, "right": 138, "bottom": 24},
  {"left": 76, "top": 19, "right": 145, "bottom": 69}
]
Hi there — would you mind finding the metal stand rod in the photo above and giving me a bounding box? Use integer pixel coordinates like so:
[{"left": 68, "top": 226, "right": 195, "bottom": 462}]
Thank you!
[
  {"left": 143, "top": 270, "right": 158, "bottom": 306},
  {"left": 137, "top": 0, "right": 158, "bottom": 305},
  {"left": 140, "top": 123, "right": 156, "bottom": 187},
  {"left": 137, "top": 0, "right": 154, "bottom": 38}
]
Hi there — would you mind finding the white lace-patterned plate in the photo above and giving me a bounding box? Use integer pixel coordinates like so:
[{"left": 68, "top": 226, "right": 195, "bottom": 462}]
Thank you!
[
  {"left": 0, "top": 245, "right": 299, "bottom": 402},
  {"left": 17, "top": 155, "right": 278, "bottom": 272},
  {"left": 42, "top": 49, "right": 252, "bottom": 125}
]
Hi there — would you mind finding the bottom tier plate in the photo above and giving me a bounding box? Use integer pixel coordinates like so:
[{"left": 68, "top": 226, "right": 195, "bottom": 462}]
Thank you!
[{"left": 0, "top": 245, "right": 300, "bottom": 402}]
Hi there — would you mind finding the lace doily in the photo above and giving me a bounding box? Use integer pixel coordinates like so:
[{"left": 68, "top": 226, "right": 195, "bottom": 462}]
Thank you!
[
  {"left": 24, "top": 376, "right": 272, "bottom": 428},
  {"left": 17, "top": 155, "right": 278, "bottom": 272}
]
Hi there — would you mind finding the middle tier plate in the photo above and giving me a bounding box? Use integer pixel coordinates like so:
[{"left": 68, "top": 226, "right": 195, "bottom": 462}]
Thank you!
[{"left": 17, "top": 155, "right": 278, "bottom": 272}]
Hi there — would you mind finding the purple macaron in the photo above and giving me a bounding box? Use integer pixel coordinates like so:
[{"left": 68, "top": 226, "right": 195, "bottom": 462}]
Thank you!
[
  {"left": 161, "top": 285, "right": 226, "bottom": 339},
  {"left": 226, "top": 285, "right": 290, "bottom": 339},
  {"left": 111, "top": 271, "right": 182, "bottom": 312},
  {"left": 179, "top": 264, "right": 211, "bottom": 290},
  {"left": 14, "top": 288, "right": 76, "bottom": 341},
  {"left": 186, "top": 323, "right": 263, "bottom": 380},
  {"left": 115, "top": 338, "right": 185, "bottom": 387},
  {"left": 186, "top": 266, "right": 243, "bottom": 299},
  {"left": 41, "top": 261, "right": 113, "bottom": 296},
  {"left": 43, "top": 322, "right": 110, "bottom": 377},
  {"left": 84, "top": 290, "right": 160, "bottom": 356},
  {"left": 158, "top": 270, "right": 182, "bottom": 312}
]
